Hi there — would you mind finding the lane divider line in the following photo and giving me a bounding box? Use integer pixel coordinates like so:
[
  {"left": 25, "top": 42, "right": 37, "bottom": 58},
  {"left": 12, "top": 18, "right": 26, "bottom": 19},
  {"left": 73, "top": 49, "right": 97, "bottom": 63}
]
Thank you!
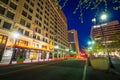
[{"left": 82, "top": 59, "right": 88, "bottom": 80}]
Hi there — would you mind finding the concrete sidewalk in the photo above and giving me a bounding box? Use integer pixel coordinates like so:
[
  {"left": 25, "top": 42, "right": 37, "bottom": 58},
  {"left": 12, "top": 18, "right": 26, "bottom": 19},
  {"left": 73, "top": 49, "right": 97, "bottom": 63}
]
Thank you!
[{"left": 86, "top": 66, "right": 120, "bottom": 80}]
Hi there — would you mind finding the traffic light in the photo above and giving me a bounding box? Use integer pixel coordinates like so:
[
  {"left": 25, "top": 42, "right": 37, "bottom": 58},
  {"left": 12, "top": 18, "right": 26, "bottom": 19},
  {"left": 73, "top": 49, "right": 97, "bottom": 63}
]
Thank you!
[{"left": 69, "top": 49, "right": 75, "bottom": 53}]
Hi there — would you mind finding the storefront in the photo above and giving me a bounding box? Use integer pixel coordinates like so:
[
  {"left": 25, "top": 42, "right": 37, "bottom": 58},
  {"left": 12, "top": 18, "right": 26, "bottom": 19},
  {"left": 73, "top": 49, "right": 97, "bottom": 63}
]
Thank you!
[
  {"left": 0, "top": 34, "right": 8, "bottom": 62},
  {"left": 0, "top": 35, "right": 54, "bottom": 64}
]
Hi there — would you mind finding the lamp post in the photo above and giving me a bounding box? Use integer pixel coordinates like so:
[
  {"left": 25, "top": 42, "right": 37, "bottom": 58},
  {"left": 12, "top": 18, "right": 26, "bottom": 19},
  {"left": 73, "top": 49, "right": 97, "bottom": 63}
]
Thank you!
[
  {"left": 87, "top": 40, "right": 95, "bottom": 54},
  {"left": 92, "top": 13, "right": 114, "bottom": 68},
  {"left": 10, "top": 31, "right": 20, "bottom": 64},
  {"left": 54, "top": 45, "right": 59, "bottom": 59}
]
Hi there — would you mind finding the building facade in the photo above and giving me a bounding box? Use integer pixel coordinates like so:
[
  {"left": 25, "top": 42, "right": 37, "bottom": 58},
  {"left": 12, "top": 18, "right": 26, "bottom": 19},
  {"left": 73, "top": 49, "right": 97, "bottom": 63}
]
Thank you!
[
  {"left": 90, "top": 20, "right": 120, "bottom": 44},
  {"left": 68, "top": 29, "right": 79, "bottom": 57},
  {"left": 0, "top": 0, "right": 68, "bottom": 64}
]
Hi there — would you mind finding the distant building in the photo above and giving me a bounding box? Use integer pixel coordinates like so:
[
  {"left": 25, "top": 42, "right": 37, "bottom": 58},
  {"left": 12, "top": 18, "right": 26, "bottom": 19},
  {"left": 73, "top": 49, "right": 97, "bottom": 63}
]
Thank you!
[
  {"left": 90, "top": 20, "right": 120, "bottom": 44},
  {"left": 0, "top": 0, "right": 68, "bottom": 64},
  {"left": 68, "top": 29, "right": 79, "bottom": 56}
]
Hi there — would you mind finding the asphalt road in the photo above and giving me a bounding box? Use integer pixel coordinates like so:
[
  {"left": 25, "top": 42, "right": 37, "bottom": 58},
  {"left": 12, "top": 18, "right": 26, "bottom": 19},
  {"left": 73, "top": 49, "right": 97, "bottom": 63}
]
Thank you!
[
  {"left": 0, "top": 59, "right": 120, "bottom": 80},
  {"left": 0, "top": 59, "right": 85, "bottom": 80}
]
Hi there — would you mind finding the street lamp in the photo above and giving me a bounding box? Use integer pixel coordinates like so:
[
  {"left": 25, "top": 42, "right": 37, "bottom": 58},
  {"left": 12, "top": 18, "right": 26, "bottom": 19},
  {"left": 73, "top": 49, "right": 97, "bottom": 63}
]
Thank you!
[
  {"left": 92, "top": 13, "right": 114, "bottom": 68},
  {"left": 12, "top": 31, "right": 20, "bottom": 39},
  {"left": 10, "top": 31, "right": 20, "bottom": 64},
  {"left": 87, "top": 40, "right": 95, "bottom": 53},
  {"left": 88, "top": 41, "right": 95, "bottom": 45},
  {"left": 54, "top": 45, "right": 59, "bottom": 59},
  {"left": 101, "top": 13, "right": 107, "bottom": 21}
]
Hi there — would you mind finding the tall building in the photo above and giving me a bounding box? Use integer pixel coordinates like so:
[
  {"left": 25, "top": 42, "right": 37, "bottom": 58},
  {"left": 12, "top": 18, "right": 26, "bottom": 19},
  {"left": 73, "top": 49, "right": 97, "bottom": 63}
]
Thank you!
[
  {"left": 0, "top": 0, "right": 68, "bottom": 64},
  {"left": 90, "top": 20, "right": 120, "bottom": 44},
  {"left": 68, "top": 29, "right": 79, "bottom": 57}
]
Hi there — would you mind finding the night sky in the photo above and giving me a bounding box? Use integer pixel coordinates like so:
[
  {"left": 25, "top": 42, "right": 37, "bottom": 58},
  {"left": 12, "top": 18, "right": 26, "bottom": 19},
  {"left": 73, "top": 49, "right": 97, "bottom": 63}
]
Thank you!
[{"left": 59, "top": 0, "right": 120, "bottom": 49}]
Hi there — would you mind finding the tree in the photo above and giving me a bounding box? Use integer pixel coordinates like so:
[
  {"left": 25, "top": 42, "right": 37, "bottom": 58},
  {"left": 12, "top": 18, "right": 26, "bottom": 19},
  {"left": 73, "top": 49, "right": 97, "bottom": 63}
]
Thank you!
[
  {"left": 108, "top": 31, "right": 120, "bottom": 52},
  {"left": 92, "top": 41, "right": 104, "bottom": 53},
  {"left": 57, "top": 0, "right": 120, "bottom": 23}
]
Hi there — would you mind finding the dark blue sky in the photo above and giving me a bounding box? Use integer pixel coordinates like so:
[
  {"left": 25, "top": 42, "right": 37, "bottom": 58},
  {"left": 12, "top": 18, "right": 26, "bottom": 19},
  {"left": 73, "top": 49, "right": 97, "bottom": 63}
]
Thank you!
[{"left": 59, "top": 0, "right": 120, "bottom": 49}]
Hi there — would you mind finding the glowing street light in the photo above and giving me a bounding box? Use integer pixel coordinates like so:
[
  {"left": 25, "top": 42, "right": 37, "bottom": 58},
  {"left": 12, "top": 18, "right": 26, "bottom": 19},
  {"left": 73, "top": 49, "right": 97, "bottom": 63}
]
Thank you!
[
  {"left": 88, "top": 41, "right": 95, "bottom": 45},
  {"left": 10, "top": 31, "right": 20, "bottom": 64},
  {"left": 12, "top": 31, "right": 20, "bottom": 39},
  {"left": 101, "top": 13, "right": 107, "bottom": 21},
  {"left": 65, "top": 48, "right": 69, "bottom": 52},
  {"left": 54, "top": 45, "right": 59, "bottom": 49}
]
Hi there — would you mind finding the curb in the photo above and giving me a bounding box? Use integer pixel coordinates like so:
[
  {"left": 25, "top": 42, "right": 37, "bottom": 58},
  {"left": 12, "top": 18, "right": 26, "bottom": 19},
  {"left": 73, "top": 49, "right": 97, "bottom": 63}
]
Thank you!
[{"left": 110, "top": 68, "right": 120, "bottom": 75}]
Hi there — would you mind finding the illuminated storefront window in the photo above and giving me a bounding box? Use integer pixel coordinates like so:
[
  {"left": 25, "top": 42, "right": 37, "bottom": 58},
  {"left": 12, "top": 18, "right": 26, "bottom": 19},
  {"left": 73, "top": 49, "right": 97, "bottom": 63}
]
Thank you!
[
  {"left": 0, "top": 34, "right": 8, "bottom": 61},
  {"left": 16, "top": 40, "right": 28, "bottom": 46},
  {"left": 0, "top": 35, "right": 7, "bottom": 44}
]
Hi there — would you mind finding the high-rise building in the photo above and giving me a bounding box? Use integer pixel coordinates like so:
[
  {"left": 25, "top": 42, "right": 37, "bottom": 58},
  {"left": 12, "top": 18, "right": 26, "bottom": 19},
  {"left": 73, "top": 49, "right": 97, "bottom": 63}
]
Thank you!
[
  {"left": 90, "top": 20, "right": 120, "bottom": 44},
  {"left": 68, "top": 29, "right": 79, "bottom": 57},
  {"left": 0, "top": 0, "right": 68, "bottom": 64}
]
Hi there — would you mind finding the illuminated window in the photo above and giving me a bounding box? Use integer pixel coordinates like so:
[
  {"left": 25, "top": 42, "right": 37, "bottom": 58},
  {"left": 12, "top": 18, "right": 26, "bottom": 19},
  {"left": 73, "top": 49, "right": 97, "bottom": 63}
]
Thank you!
[
  {"left": 0, "top": 35, "right": 7, "bottom": 44},
  {"left": 0, "top": 35, "right": 2, "bottom": 43},
  {"left": 2, "top": 37, "right": 7, "bottom": 44}
]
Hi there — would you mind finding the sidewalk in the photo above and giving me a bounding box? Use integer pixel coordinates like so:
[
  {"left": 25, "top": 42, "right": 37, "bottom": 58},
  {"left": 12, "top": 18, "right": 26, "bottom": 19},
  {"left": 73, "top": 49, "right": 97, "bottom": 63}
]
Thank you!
[
  {"left": 86, "top": 57, "right": 120, "bottom": 80},
  {"left": 86, "top": 66, "right": 120, "bottom": 80}
]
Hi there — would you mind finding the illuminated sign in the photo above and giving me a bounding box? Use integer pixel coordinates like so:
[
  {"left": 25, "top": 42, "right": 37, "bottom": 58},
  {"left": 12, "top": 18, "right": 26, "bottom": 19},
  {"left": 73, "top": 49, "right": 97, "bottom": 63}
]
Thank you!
[{"left": 93, "top": 23, "right": 107, "bottom": 28}]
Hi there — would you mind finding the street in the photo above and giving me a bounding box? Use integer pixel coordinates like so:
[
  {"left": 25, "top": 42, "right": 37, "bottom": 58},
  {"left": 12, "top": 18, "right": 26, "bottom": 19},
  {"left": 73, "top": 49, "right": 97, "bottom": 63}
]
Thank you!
[{"left": 0, "top": 59, "right": 120, "bottom": 80}]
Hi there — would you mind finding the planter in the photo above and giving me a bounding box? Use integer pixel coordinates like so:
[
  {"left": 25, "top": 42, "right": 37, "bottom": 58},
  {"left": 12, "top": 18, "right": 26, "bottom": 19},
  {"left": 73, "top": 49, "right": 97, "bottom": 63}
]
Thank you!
[
  {"left": 90, "top": 57, "right": 109, "bottom": 70},
  {"left": 17, "top": 56, "right": 24, "bottom": 63}
]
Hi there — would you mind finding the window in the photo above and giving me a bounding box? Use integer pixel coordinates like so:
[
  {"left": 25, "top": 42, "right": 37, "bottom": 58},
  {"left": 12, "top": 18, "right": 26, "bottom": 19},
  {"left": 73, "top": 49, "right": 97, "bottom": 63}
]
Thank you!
[
  {"left": 46, "top": 33, "right": 48, "bottom": 37},
  {"left": 26, "top": 0, "right": 29, "bottom": 3},
  {"left": 24, "top": 31, "right": 29, "bottom": 36},
  {"left": 36, "top": 14, "right": 39, "bottom": 18},
  {"left": 35, "top": 20, "right": 38, "bottom": 24},
  {"left": 36, "top": 8, "right": 39, "bottom": 12},
  {"left": 0, "top": 19, "right": 1, "bottom": 24},
  {"left": 39, "top": 22, "right": 41, "bottom": 27},
  {"left": 26, "top": 22, "right": 31, "bottom": 28},
  {"left": 24, "top": 3, "right": 28, "bottom": 9},
  {"left": 33, "top": 34, "right": 36, "bottom": 39},
  {"left": 0, "top": 6, "right": 5, "bottom": 15},
  {"left": 22, "top": 10, "right": 27, "bottom": 17},
  {"left": 15, "top": 0, "right": 19, "bottom": 2},
  {"left": 38, "top": 29, "right": 41, "bottom": 33},
  {"left": 0, "top": 35, "right": 7, "bottom": 44},
  {"left": 40, "top": 6, "right": 43, "bottom": 10},
  {"left": 37, "top": 36, "right": 40, "bottom": 40},
  {"left": 37, "top": 3, "right": 40, "bottom": 6},
  {"left": 39, "top": 17, "right": 42, "bottom": 20},
  {"left": 9, "top": 2, "right": 17, "bottom": 10},
  {"left": 6, "top": 11, "right": 15, "bottom": 19},
  {"left": 40, "top": 11, "right": 42, "bottom": 15},
  {"left": 30, "top": 2, "right": 34, "bottom": 7},
  {"left": 28, "top": 15, "right": 32, "bottom": 20},
  {"left": 20, "top": 19, "right": 25, "bottom": 25},
  {"left": 29, "top": 8, "right": 33, "bottom": 13},
  {"left": 18, "top": 28, "right": 23, "bottom": 34},
  {"left": 0, "top": 0, "right": 9, "bottom": 4},
  {"left": 3, "top": 22, "right": 11, "bottom": 30}
]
